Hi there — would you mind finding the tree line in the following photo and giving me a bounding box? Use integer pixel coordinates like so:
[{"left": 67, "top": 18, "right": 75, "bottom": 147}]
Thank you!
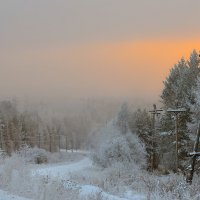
[{"left": 0, "top": 98, "right": 118, "bottom": 155}]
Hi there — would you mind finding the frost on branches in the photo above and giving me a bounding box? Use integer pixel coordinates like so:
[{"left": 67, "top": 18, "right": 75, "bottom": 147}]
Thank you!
[{"left": 92, "top": 120, "right": 147, "bottom": 169}]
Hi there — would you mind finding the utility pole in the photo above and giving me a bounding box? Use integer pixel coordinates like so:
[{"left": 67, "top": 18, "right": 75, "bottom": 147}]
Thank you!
[
  {"left": 49, "top": 133, "right": 52, "bottom": 152},
  {"left": 65, "top": 135, "right": 68, "bottom": 152},
  {"left": 0, "top": 120, "right": 4, "bottom": 150},
  {"left": 38, "top": 128, "right": 41, "bottom": 149},
  {"left": 186, "top": 123, "right": 200, "bottom": 184},
  {"left": 58, "top": 133, "right": 61, "bottom": 152},
  {"left": 167, "top": 105, "right": 186, "bottom": 172},
  {"left": 149, "top": 104, "right": 163, "bottom": 171}
]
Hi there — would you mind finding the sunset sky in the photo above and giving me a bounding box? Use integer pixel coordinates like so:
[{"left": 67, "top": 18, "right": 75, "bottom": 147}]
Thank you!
[{"left": 0, "top": 0, "right": 200, "bottom": 102}]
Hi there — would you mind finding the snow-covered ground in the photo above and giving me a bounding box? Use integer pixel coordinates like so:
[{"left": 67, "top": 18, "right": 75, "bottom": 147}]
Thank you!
[
  {"left": 0, "top": 190, "right": 32, "bottom": 200},
  {"left": 32, "top": 154, "right": 145, "bottom": 200},
  {"left": 0, "top": 152, "right": 145, "bottom": 200},
  {"left": 32, "top": 157, "right": 92, "bottom": 179}
]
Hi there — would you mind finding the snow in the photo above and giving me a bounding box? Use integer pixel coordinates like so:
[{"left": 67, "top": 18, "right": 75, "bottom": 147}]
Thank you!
[
  {"left": 124, "top": 191, "right": 146, "bottom": 200},
  {"left": 0, "top": 190, "right": 31, "bottom": 200},
  {"left": 160, "top": 131, "right": 172, "bottom": 136},
  {"left": 31, "top": 153, "right": 145, "bottom": 200},
  {"left": 80, "top": 185, "right": 145, "bottom": 200},
  {"left": 0, "top": 152, "right": 145, "bottom": 200},
  {"left": 32, "top": 157, "right": 145, "bottom": 199},
  {"left": 167, "top": 108, "right": 186, "bottom": 113},
  {"left": 79, "top": 185, "right": 102, "bottom": 196},
  {"left": 32, "top": 157, "right": 92, "bottom": 179},
  {"left": 60, "top": 149, "right": 90, "bottom": 155}
]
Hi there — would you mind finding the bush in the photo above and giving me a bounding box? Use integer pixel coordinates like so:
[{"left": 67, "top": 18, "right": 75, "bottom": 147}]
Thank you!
[
  {"left": 0, "top": 154, "right": 25, "bottom": 187},
  {"left": 16, "top": 145, "right": 49, "bottom": 164},
  {"left": 0, "top": 150, "right": 82, "bottom": 200},
  {"left": 92, "top": 122, "right": 146, "bottom": 169}
]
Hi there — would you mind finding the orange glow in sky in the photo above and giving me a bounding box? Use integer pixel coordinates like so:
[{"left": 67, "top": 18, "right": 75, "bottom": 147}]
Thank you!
[
  {"left": 1, "top": 38, "right": 199, "bottom": 101},
  {"left": 1, "top": 1, "right": 200, "bottom": 102}
]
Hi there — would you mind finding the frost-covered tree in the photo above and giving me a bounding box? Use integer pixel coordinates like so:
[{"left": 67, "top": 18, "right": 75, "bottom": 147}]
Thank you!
[
  {"left": 116, "top": 103, "right": 129, "bottom": 134},
  {"left": 162, "top": 58, "right": 189, "bottom": 108},
  {"left": 129, "top": 109, "right": 161, "bottom": 170},
  {"left": 186, "top": 51, "right": 200, "bottom": 132},
  {"left": 0, "top": 100, "right": 64, "bottom": 154},
  {"left": 92, "top": 120, "right": 147, "bottom": 169},
  {"left": 160, "top": 50, "right": 200, "bottom": 170},
  {"left": 161, "top": 50, "right": 200, "bottom": 120},
  {"left": 189, "top": 77, "right": 200, "bottom": 132},
  {"left": 129, "top": 109, "right": 152, "bottom": 137},
  {"left": 161, "top": 51, "right": 200, "bottom": 134}
]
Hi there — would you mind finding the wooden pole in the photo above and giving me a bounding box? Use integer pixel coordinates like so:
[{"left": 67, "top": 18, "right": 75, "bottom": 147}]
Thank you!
[
  {"left": 38, "top": 131, "right": 41, "bottom": 148},
  {"left": 175, "top": 114, "right": 179, "bottom": 172},
  {"left": 49, "top": 133, "right": 52, "bottom": 152},
  {"left": 149, "top": 104, "right": 163, "bottom": 171},
  {"left": 151, "top": 107, "right": 156, "bottom": 171},
  {"left": 167, "top": 107, "right": 186, "bottom": 172},
  {"left": 186, "top": 123, "right": 200, "bottom": 184},
  {"left": 65, "top": 135, "right": 68, "bottom": 152},
  {"left": 0, "top": 126, "right": 3, "bottom": 150},
  {"left": 58, "top": 133, "right": 61, "bottom": 152}
]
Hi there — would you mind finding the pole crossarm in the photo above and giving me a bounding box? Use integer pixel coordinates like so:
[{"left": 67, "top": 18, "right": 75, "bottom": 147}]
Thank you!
[
  {"left": 167, "top": 108, "right": 187, "bottom": 115},
  {"left": 188, "top": 152, "right": 200, "bottom": 157},
  {"left": 149, "top": 104, "right": 163, "bottom": 117}
]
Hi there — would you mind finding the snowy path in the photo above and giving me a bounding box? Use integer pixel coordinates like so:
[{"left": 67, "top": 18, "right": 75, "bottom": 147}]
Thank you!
[
  {"left": 0, "top": 154, "right": 145, "bottom": 200},
  {"left": 33, "top": 157, "right": 92, "bottom": 179},
  {"left": 32, "top": 156, "right": 145, "bottom": 200}
]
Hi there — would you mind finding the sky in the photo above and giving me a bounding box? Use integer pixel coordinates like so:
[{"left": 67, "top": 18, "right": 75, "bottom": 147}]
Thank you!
[{"left": 0, "top": 0, "right": 200, "bottom": 103}]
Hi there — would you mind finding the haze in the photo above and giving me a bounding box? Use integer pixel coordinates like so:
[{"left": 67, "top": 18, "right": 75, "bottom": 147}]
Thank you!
[{"left": 1, "top": 0, "right": 200, "bottom": 103}]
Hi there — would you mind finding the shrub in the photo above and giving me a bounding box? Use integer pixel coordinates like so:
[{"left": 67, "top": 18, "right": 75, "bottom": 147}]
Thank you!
[
  {"left": 92, "top": 122, "right": 146, "bottom": 169},
  {"left": 16, "top": 145, "right": 49, "bottom": 164}
]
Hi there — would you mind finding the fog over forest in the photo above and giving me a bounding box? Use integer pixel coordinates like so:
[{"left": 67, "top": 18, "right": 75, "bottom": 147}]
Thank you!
[{"left": 1, "top": 1, "right": 200, "bottom": 200}]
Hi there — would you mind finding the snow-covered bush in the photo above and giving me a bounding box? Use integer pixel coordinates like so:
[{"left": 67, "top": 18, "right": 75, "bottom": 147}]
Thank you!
[
  {"left": 138, "top": 172, "right": 200, "bottom": 200},
  {"left": 0, "top": 146, "right": 50, "bottom": 195},
  {"left": 0, "top": 150, "right": 43, "bottom": 195},
  {"left": 15, "top": 145, "right": 84, "bottom": 164},
  {"left": 0, "top": 154, "right": 26, "bottom": 187},
  {"left": 92, "top": 121, "right": 146, "bottom": 169},
  {"left": 16, "top": 145, "right": 49, "bottom": 164},
  {"left": 38, "top": 179, "right": 80, "bottom": 200},
  {"left": 0, "top": 150, "right": 81, "bottom": 200}
]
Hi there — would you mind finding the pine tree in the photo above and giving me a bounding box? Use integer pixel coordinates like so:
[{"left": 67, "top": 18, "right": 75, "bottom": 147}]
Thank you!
[
  {"left": 190, "top": 77, "right": 200, "bottom": 132},
  {"left": 161, "top": 51, "right": 200, "bottom": 134},
  {"left": 160, "top": 50, "right": 200, "bottom": 170},
  {"left": 116, "top": 103, "right": 129, "bottom": 134},
  {"left": 162, "top": 50, "right": 200, "bottom": 113},
  {"left": 129, "top": 109, "right": 154, "bottom": 170}
]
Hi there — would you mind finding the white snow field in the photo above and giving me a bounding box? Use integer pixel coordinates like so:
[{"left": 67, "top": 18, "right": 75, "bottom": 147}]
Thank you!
[
  {"left": 0, "top": 190, "right": 32, "bottom": 200},
  {"left": 0, "top": 152, "right": 145, "bottom": 200}
]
